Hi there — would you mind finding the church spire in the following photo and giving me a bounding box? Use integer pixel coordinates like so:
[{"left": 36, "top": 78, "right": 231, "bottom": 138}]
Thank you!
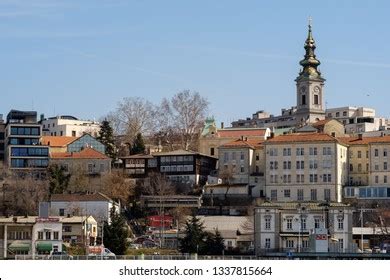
[{"left": 298, "top": 17, "right": 322, "bottom": 79}]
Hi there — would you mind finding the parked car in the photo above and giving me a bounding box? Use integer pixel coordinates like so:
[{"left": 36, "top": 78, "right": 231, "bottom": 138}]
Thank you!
[{"left": 87, "top": 246, "right": 116, "bottom": 259}]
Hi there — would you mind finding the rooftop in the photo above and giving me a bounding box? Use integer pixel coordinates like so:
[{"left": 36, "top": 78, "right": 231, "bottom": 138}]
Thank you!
[
  {"left": 265, "top": 133, "right": 338, "bottom": 144},
  {"left": 217, "top": 128, "right": 268, "bottom": 138},
  {"left": 41, "top": 136, "right": 77, "bottom": 147},
  {"left": 338, "top": 135, "right": 390, "bottom": 145},
  {"left": 219, "top": 138, "right": 264, "bottom": 149},
  {"left": 51, "top": 147, "right": 109, "bottom": 159}
]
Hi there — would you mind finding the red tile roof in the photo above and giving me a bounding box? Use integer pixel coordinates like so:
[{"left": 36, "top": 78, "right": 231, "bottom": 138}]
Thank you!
[
  {"left": 338, "top": 136, "right": 390, "bottom": 145},
  {"left": 41, "top": 136, "right": 77, "bottom": 147},
  {"left": 51, "top": 147, "right": 109, "bottom": 159},
  {"left": 219, "top": 139, "right": 264, "bottom": 149},
  {"left": 217, "top": 128, "right": 267, "bottom": 138},
  {"left": 311, "top": 119, "right": 331, "bottom": 128},
  {"left": 265, "top": 133, "right": 338, "bottom": 144}
]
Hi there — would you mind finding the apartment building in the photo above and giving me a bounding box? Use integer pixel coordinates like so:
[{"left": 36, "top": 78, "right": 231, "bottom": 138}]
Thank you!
[
  {"left": 4, "top": 110, "right": 49, "bottom": 173},
  {"left": 41, "top": 115, "right": 100, "bottom": 137},
  {"left": 264, "top": 133, "right": 348, "bottom": 203},
  {"left": 216, "top": 138, "right": 265, "bottom": 197},
  {"left": 340, "top": 135, "right": 390, "bottom": 200}
]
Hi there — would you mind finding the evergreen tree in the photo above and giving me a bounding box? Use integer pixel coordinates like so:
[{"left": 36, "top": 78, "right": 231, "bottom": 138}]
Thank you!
[
  {"left": 205, "top": 229, "right": 225, "bottom": 255},
  {"left": 130, "top": 133, "right": 146, "bottom": 155},
  {"left": 48, "top": 164, "right": 70, "bottom": 194},
  {"left": 179, "top": 214, "right": 207, "bottom": 254},
  {"left": 103, "top": 207, "right": 129, "bottom": 255},
  {"left": 97, "top": 119, "right": 117, "bottom": 161}
]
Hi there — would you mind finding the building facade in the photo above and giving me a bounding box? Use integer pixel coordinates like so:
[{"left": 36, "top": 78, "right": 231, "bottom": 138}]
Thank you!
[
  {"left": 41, "top": 115, "right": 100, "bottom": 137},
  {"left": 254, "top": 202, "right": 354, "bottom": 254},
  {"left": 264, "top": 133, "right": 348, "bottom": 203},
  {"left": 4, "top": 110, "right": 49, "bottom": 173}
]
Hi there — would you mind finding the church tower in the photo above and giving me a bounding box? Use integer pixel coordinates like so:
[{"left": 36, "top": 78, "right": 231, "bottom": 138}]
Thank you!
[{"left": 295, "top": 19, "right": 326, "bottom": 124}]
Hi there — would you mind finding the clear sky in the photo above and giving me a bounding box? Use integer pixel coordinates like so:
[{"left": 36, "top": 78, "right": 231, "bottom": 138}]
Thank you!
[{"left": 1, "top": 0, "right": 390, "bottom": 125}]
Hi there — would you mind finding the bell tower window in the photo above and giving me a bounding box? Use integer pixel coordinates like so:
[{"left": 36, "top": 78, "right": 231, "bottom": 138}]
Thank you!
[
  {"left": 301, "top": 95, "right": 306, "bottom": 105},
  {"left": 314, "top": 94, "right": 319, "bottom": 105}
]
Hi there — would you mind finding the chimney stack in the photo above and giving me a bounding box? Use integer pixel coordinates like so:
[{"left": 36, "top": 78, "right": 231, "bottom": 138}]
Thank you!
[
  {"left": 358, "top": 133, "right": 363, "bottom": 140},
  {"left": 221, "top": 122, "right": 224, "bottom": 129}
]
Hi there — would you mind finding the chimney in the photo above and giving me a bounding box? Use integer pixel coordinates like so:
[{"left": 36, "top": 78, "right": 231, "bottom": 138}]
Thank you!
[
  {"left": 358, "top": 133, "right": 363, "bottom": 140},
  {"left": 270, "top": 132, "right": 275, "bottom": 139},
  {"left": 241, "top": 135, "right": 244, "bottom": 141},
  {"left": 221, "top": 122, "right": 224, "bottom": 129},
  {"left": 245, "top": 137, "right": 248, "bottom": 141}
]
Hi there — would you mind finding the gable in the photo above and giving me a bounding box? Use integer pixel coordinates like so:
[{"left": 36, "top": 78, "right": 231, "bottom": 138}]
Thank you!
[{"left": 67, "top": 134, "right": 106, "bottom": 154}]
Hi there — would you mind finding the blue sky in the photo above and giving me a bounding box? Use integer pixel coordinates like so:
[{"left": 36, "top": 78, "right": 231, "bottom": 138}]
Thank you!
[{"left": 1, "top": 0, "right": 390, "bottom": 125}]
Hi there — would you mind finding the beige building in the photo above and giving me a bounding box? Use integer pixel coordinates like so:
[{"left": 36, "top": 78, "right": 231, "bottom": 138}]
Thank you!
[
  {"left": 297, "top": 119, "right": 345, "bottom": 138},
  {"left": 61, "top": 215, "right": 97, "bottom": 246},
  {"left": 254, "top": 201, "right": 354, "bottom": 254},
  {"left": 50, "top": 147, "right": 111, "bottom": 176},
  {"left": 199, "top": 118, "right": 270, "bottom": 158},
  {"left": 264, "top": 133, "right": 348, "bottom": 203},
  {"left": 216, "top": 138, "right": 265, "bottom": 197},
  {"left": 340, "top": 135, "right": 390, "bottom": 199}
]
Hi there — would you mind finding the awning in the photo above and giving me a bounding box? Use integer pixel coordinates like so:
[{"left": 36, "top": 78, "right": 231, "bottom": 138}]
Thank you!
[
  {"left": 36, "top": 242, "right": 53, "bottom": 252},
  {"left": 8, "top": 241, "right": 31, "bottom": 252}
]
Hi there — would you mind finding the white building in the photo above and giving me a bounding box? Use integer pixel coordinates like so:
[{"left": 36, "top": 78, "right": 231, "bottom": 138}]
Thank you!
[
  {"left": 254, "top": 201, "right": 354, "bottom": 255},
  {"left": 32, "top": 217, "right": 63, "bottom": 255},
  {"left": 325, "top": 106, "right": 388, "bottom": 134},
  {"left": 41, "top": 115, "right": 100, "bottom": 137},
  {"left": 49, "top": 193, "right": 120, "bottom": 224}
]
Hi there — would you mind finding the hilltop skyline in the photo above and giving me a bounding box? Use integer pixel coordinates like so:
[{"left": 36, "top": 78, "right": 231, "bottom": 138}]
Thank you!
[{"left": 1, "top": 0, "right": 390, "bottom": 124}]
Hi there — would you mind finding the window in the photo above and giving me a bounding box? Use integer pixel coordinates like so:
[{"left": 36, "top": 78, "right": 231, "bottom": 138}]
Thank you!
[
  {"left": 358, "top": 164, "right": 362, "bottom": 172},
  {"left": 375, "top": 176, "right": 379, "bottom": 184},
  {"left": 210, "top": 148, "right": 215, "bottom": 156},
  {"left": 385, "top": 149, "right": 388, "bottom": 157},
  {"left": 297, "top": 189, "right": 304, "bottom": 201},
  {"left": 240, "top": 165, "right": 245, "bottom": 173},
  {"left": 265, "top": 238, "right": 271, "bottom": 249},
  {"left": 375, "top": 149, "right": 379, "bottom": 157},
  {"left": 45, "top": 231, "right": 51, "bottom": 240},
  {"left": 286, "top": 218, "right": 293, "bottom": 230},
  {"left": 339, "top": 239, "right": 344, "bottom": 250},
  {"left": 315, "top": 218, "right": 321, "bottom": 229},
  {"left": 301, "top": 95, "right": 306, "bottom": 105},
  {"left": 284, "top": 189, "right": 291, "bottom": 198},
  {"left": 385, "top": 176, "right": 388, "bottom": 184},
  {"left": 384, "top": 162, "right": 388, "bottom": 170},
  {"left": 296, "top": 174, "right": 304, "bottom": 183},
  {"left": 309, "top": 160, "right": 318, "bottom": 169},
  {"left": 38, "top": 232, "right": 44, "bottom": 240},
  {"left": 283, "top": 161, "right": 291, "bottom": 170},
  {"left": 270, "top": 190, "right": 277, "bottom": 201},
  {"left": 314, "top": 94, "right": 319, "bottom": 105},
  {"left": 366, "top": 151, "right": 369, "bottom": 158},
  {"left": 296, "top": 148, "right": 304, "bottom": 156},
  {"left": 72, "top": 131, "right": 76, "bottom": 137},
  {"left": 343, "top": 111, "right": 347, "bottom": 116},
  {"left": 240, "top": 152, "right": 244, "bottom": 160},
  {"left": 375, "top": 164, "right": 379, "bottom": 171},
  {"left": 358, "top": 151, "right": 362, "bottom": 158},
  {"left": 336, "top": 217, "right": 344, "bottom": 230},
  {"left": 296, "top": 161, "right": 304, "bottom": 169},
  {"left": 311, "top": 189, "right": 317, "bottom": 201},
  {"left": 286, "top": 240, "right": 294, "bottom": 248},
  {"left": 323, "top": 147, "right": 332, "bottom": 155},
  {"left": 283, "top": 148, "right": 291, "bottom": 156},
  {"left": 224, "top": 152, "right": 229, "bottom": 163},
  {"left": 265, "top": 217, "right": 271, "bottom": 230},
  {"left": 309, "top": 147, "right": 317, "bottom": 156},
  {"left": 256, "top": 153, "right": 260, "bottom": 161},
  {"left": 309, "top": 174, "right": 318, "bottom": 183},
  {"left": 301, "top": 218, "right": 306, "bottom": 230},
  {"left": 302, "top": 240, "right": 309, "bottom": 248},
  {"left": 63, "top": 226, "right": 72, "bottom": 232},
  {"left": 53, "top": 232, "right": 59, "bottom": 240},
  {"left": 350, "top": 164, "right": 353, "bottom": 172},
  {"left": 88, "top": 163, "right": 94, "bottom": 173},
  {"left": 336, "top": 112, "right": 340, "bottom": 117},
  {"left": 59, "top": 209, "right": 65, "bottom": 216},
  {"left": 324, "top": 189, "right": 331, "bottom": 201}
]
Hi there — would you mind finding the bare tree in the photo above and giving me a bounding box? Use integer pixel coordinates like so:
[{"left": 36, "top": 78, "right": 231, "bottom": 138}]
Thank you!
[
  {"left": 68, "top": 162, "right": 90, "bottom": 193},
  {"left": 107, "top": 97, "right": 157, "bottom": 147},
  {"left": 219, "top": 165, "right": 235, "bottom": 200},
  {"left": 3, "top": 173, "right": 49, "bottom": 215},
  {"left": 159, "top": 90, "right": 208, "bottom": 151},
  {"left": 100, "top": 171, "right": 135, "bottom": 205},
  {"left": 143, "top": 172, "right": 175, "bottom": 196}
]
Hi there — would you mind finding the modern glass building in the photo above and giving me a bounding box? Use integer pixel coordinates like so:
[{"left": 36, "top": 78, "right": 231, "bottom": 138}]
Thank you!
[{"left": 5, "top": 110, "right": 49, "bottom": 171}]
